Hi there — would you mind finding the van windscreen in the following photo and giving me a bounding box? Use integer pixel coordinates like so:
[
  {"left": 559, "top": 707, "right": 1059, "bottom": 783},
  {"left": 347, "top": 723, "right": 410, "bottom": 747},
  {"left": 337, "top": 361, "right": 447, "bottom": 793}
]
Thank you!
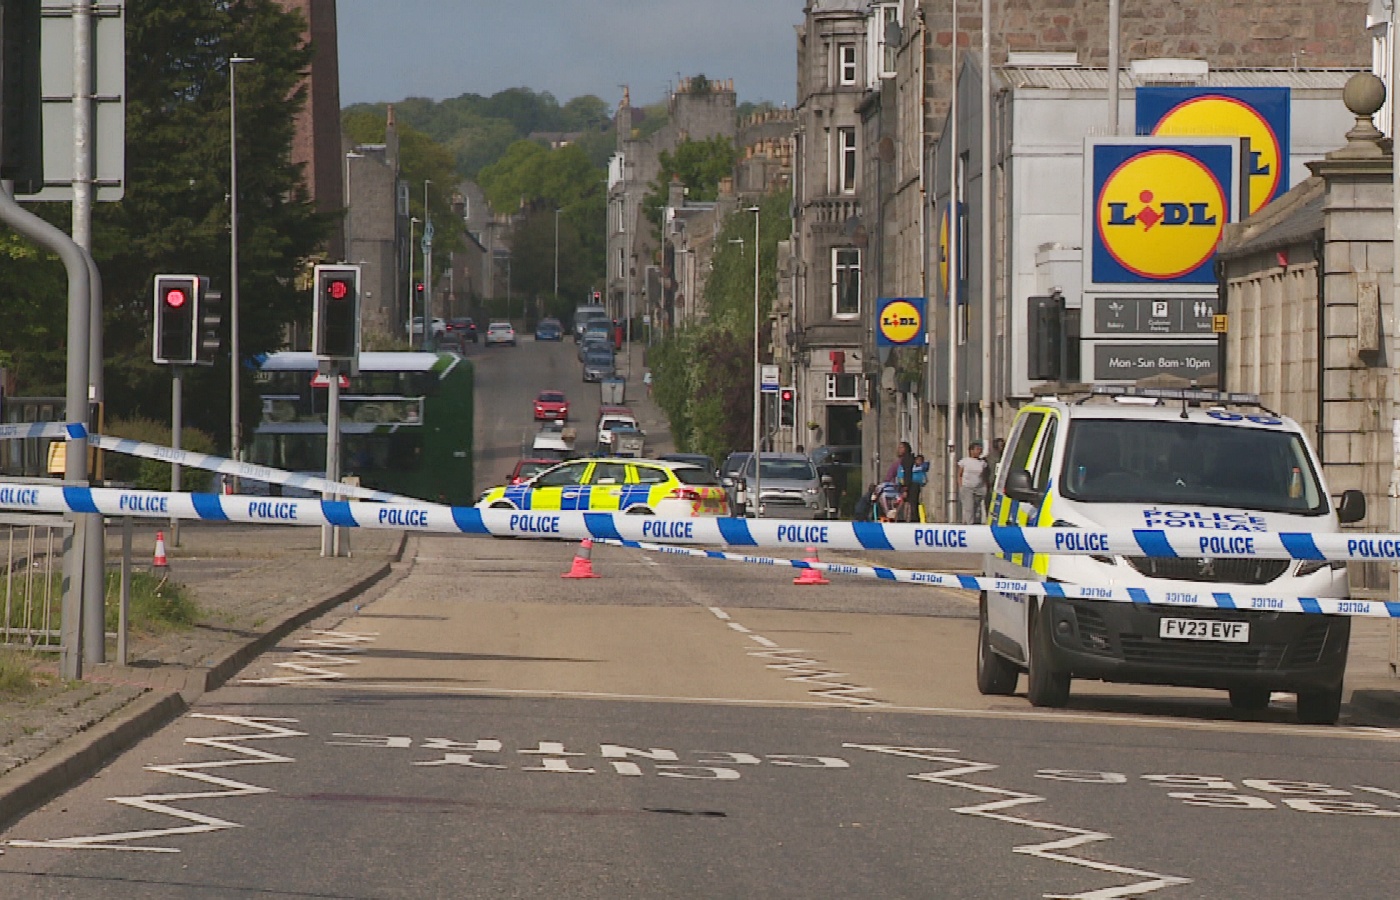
[{"left": 1059, "top": 419, "right": 1327, "bottom": 516}]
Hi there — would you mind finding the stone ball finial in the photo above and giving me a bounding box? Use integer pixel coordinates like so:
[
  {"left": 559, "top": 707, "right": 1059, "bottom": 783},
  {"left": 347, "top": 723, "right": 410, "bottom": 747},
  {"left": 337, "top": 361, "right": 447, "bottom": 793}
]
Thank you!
[{"left": 1343, "top": 73, "right": 1386, "bottom": 118}]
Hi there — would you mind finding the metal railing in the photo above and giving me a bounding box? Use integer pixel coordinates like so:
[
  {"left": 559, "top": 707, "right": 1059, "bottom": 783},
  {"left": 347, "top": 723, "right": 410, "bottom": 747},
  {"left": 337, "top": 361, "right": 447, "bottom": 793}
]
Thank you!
[{"left": 1, "top": 513, "right": 71, "bottom": 649}]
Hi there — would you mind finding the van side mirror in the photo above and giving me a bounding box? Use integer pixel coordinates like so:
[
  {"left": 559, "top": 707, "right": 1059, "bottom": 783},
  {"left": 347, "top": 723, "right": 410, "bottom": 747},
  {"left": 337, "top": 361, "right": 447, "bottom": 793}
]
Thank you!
[
  {"left": 1336, "top": 489, "right": 1366, "bottom": 524},
  {"left": 1004, "top": 469, "right": 1038, "bottom": 505}
]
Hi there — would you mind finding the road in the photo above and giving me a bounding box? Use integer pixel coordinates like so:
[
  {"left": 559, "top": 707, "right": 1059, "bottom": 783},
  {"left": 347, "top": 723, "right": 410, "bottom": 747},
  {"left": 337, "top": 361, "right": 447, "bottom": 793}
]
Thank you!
[{"left": 2, "top": 338, "right": 1398, "bottom": 898}]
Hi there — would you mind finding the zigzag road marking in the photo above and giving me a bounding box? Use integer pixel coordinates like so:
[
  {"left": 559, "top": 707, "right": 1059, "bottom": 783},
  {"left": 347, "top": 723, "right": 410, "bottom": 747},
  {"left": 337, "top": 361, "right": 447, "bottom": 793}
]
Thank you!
[
  {"left": 846, "top": 744, "right": 1191, "bottom": 899},
  {"left": 7, "top": 715, "right": 305, "bottom": 853},
  {"left": 240, "top": 630, "right": 378, "bottom": 685}
]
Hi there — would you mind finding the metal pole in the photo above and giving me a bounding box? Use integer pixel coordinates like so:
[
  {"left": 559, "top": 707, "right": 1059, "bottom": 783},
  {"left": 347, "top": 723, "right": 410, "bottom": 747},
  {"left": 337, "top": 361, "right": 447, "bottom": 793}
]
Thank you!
[
  {"left": 118, "top": 516, "right": 130, "bottom": 666},
  {"left": 423, "top": 179, "right": 432, "bottom": 344},
  {"left": 751, "top": 206, "right": 762, "bottom": 514},
  {"left": 322, "top": 364, "right": 342, "bottom": 557},
  {"left": 1108, "top": 0, "right": 1121, "bottom": 135},
  {"left": 624, "top": 196, "right": 632, "bottom": 375},
  {"left": 554, "top": 208, "right": 561, "bottom": 307},
  {"left": 408, "top": 216, "right": 416, "bottom": 341},
  {"left": 74, "top": 1, "right": 105, "bottom": 663},
  {"left": 980, "top": 0, "right": 994, "bottom": 454},
  {"left": 229, "top": 57, "right": 253, "bottom": 468},
  {"left": 0, "top": 183, "right": 91, "bottom": 680},
  {"left": 946, "top": 0, "right": 961, "bottom": 524},
  {"left": 1391, "top": 13, "right": 1400, "bottom": 676},
  {"left": 171, "top": 368, "right": 182, "bottom": 546}
]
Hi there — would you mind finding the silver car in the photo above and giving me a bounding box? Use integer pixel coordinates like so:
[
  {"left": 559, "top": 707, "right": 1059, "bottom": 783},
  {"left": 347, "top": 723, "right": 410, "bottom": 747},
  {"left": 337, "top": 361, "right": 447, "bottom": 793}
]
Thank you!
[{"left": 743, "top": 452, "right": 825, "bottom": 519}]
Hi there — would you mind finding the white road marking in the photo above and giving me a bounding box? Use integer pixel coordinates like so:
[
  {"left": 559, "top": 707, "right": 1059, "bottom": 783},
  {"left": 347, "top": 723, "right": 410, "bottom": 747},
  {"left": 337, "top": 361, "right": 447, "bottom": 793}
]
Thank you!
[
  {"left": 707, "top": 607, "right": 731, "bottom": 621},
  {"left": 847, "top": 744, "right": 1191, "bottom": 898},
  {"left": 1355, "top": 785, "right": 1400, "bottom": 801},
  {"left": 7, "top": 715, "right": 304, "bottom": 853},
  {"left": 240, "top": 629, "right": 377, "bottom": 685},
  {"left": 705, "top": 608, "right": 886, "bottom": 707},
  {"left": 747, "top": 634, "right": 779, "bottom": 648},
  {"left": 261, "top": 680, "right": 1400, "bottom": 740},
  {"left": 727, "top": 622, "right": 752, "bottom": 634}
]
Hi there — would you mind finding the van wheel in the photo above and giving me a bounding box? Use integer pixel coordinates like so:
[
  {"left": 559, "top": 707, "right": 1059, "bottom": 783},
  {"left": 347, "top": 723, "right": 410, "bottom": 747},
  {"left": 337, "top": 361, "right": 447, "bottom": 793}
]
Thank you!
[
  {"left": 1296, "top": 684, "right": 1342, "bottom": 725},
  {"left": 1026, "top": 603, "right": 1070, "bottom": 708},
  {"left": 976, "top": 594, "right": 1019, "bottom": 696},
  {"left": 1228, "top": 686, "right": 1272, "bottom": 711},
  {"left": 624, "top": 506, "right": 655, "bottom": 515}
]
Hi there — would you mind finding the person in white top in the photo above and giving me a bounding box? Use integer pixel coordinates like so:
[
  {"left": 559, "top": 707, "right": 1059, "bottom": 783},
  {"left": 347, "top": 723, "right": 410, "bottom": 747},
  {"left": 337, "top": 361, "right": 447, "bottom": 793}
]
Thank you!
[{"left": 957, "top": 441, "right": 988, "bottom": 525}]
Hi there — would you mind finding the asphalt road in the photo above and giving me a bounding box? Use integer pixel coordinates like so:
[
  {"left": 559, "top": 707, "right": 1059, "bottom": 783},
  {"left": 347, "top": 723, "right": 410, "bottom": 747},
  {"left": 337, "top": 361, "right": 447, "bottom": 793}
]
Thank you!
[{"left": 2, "top": 339, "right": 1398, "bottom": 898}]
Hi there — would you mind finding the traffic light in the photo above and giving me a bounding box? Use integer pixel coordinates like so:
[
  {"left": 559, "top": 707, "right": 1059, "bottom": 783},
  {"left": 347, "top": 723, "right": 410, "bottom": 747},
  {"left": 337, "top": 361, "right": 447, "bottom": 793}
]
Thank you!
[
  {"left": 197, "top": 279, "right": 222, "bottom": 365},
  {"left": 152, "top": 274, "right": 200, "bottom": 364},
  {"left": 313, "top": 264, "right": 361, "bottom": 359},
  {"left": 779, "top": 387, "right": 795, "bottom": 428},
  {"left": 591, "top": 290, "right": 601, "bottom": 304}
]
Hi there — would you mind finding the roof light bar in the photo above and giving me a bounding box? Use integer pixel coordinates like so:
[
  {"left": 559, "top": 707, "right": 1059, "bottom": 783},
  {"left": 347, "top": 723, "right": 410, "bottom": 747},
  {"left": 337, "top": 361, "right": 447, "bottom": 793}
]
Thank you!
[{"left": 1090, "top": 385, "right": 1262, "bottom": 406}]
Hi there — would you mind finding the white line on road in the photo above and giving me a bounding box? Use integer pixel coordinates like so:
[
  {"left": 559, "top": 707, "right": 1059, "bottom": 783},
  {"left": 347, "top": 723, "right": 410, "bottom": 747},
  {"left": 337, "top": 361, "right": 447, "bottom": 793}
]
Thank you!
[
  {"left": 706, "top": 607, "right": 886, "bottom": 707},
  {"left": 240, "top": 630, "right": 377, "bottom": 685},
  {"left": 7, "top": 715, "right": 304, "bottom": 853},
  {"left": 846, "top": 744, "right": 1191, "bottom": 898}
]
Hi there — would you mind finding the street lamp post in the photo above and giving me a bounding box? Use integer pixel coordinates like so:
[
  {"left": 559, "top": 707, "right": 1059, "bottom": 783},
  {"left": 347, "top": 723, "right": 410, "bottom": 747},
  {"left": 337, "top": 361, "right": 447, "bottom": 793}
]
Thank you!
[
  {"left": 422, "top": 179, "right": 432, "bottom": 348},
  {"left": 553, "top": 207, "right": 562, "bottom": 316},
  {"left": 229, "top": 55, "right": 253, "bottom": 466},
  {"left": 407, "top": 216, "right": 419, "bottom": 339},
  {"left": 748, "top": 206, "right": 762, "bottom": 515}
]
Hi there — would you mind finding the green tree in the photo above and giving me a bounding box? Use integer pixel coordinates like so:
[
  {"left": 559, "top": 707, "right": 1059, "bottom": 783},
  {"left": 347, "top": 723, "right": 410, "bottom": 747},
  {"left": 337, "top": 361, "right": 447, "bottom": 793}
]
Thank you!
[
  {"left": 642, "top": 136, "right": 737, "bottom": 236},
  {"left": 0, "top": 0, "right": 332, "bottom": 448}
]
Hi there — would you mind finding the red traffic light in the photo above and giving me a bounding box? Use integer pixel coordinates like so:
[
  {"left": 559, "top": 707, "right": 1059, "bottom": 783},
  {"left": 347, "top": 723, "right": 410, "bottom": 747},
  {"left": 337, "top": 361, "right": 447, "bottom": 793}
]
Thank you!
[
  {"left": 327, "top": 279, "right": 350, "bottom": 301},
  {"left": 780, "top": 389, "right": 793, "bottom": 401},
  {"left": 415, "top": 282, "right": 425, "bottom": 293},
  {"left": 163, "top": 288, "right": 188, "bottom": 308}
]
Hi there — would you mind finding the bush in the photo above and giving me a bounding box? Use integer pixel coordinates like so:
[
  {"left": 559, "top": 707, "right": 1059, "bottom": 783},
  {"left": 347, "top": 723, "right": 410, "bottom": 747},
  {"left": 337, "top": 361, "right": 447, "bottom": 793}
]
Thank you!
[
  {"left": 0, "top": 649, "right": 45, "bottom": 696},
  {"left": 102, "top": 417, "right": 216, "bottom": 491},
  {"left": 104, "top": 571, "right": 199, "bottom": 634}
]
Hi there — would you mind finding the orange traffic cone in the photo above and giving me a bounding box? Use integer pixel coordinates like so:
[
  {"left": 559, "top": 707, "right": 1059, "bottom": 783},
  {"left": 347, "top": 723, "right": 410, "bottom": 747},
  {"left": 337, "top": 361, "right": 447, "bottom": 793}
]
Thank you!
[
  {"left": 793, "top": 546, "right": 830, "bottom": 585},
  {"left": 561, "top": 538, "right": 601, "bottom": 579},
  {"left": 153, "top": 530, "right": 169, "bottom": 570}
]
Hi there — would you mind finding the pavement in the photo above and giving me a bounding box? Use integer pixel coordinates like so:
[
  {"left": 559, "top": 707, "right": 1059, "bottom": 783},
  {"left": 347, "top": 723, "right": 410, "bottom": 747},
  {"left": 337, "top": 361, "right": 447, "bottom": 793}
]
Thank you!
[{"left": 1, "top": 350, "right": 1399, "bottom": 835}]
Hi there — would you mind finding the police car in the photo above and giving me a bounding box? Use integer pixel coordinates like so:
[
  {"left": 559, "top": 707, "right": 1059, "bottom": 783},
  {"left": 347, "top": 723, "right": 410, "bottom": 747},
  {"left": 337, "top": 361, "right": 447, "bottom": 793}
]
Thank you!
[
  {"left": 476, "top": 458, "right": 729, "bottom": 517},
  {"left": 979, "top": 386, "right": 1366, "bottom": 725}
]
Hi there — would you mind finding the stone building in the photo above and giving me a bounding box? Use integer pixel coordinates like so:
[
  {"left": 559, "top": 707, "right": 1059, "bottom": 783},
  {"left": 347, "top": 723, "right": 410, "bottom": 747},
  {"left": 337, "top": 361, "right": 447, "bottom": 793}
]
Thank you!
[
  {"left": 1216, "top": 75, "right": 1393, "bottom": 591},
  {"left": 608, "top": 79, "right": 737, "bottom": 332},
  {"left": 853, "top": 0, "right": 1373, "bottom": 513},
  {"left": 344, "top": 109, "right": 404, "bottom": 343},
  {"left": 276, "top": 0, "right": 345, "bottom": 262}
]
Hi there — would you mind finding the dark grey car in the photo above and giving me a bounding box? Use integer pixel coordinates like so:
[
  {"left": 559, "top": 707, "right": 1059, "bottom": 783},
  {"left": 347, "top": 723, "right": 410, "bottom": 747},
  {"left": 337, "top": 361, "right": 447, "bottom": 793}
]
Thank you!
[
  {"left": 582, "top": 348, "right": 615, "bottom": 382},
  {"left": 743, "top": 453, "right": 825, "bottom": 519}
]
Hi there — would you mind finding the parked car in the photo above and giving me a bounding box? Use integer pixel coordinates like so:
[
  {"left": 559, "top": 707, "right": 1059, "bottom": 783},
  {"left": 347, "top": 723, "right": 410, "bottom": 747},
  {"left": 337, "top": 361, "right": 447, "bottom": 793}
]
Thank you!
[
  {"left": 533, "top": 390, "right": 569, "bottom": 422},
  {"left": 661, "top": 452, "right": 716, "bottom": 475},
  {"left": 718, "top": 451, "right": 753, "bottom": 511},
  {"left": 446, "top": 317, "right": 478, "bottom": 343},
  {"left": 572, "top": 305, "right": 609, "bottom": 342},
  {"left": 582, "top": 347, "right": 615, "bottom": 382},
  {"left": 508, "top": 457, "right": 557, "bottom": 485},
  {"left": 742, "top": 452, "right": 826, "bottom": 519},
  {"left": 577, "top": 332, "right": 611, "bottom": 361},
  {"left": 478, "top": 458, "right": 728, "bottom": 517},
  {"left": 408, "top": 316, "right": 446, "bottom": 338},
  {"left": 535, "top": 318, "right": 564, "bottom": 341},
  {"left": 485, "top": 321, "right": 517, "bottom": 346},
  {"left": 596, "top": 412, "right": 642, "bottom": 453}
]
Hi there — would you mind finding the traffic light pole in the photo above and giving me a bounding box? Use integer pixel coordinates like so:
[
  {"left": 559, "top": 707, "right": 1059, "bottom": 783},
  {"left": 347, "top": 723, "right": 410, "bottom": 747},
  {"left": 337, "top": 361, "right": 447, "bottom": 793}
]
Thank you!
[
  {"left": 171, "top": 366, "right": 182, "bottom": 546},
  {"left": 321, "top": 361, "right": 345, "bottom": 558}
]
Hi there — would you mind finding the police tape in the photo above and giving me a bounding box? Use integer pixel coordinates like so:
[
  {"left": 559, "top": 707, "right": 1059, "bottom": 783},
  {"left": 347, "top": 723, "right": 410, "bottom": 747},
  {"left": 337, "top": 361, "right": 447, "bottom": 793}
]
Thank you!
[
  {"left": 0, "top": 422, "right": 415, "bottom": 504},
  {"left": 5, "top": 483, "right": 1400, "bottom": 564},
  {"left": 595, "top": 538, "right": 1400, "bottom": 619}
]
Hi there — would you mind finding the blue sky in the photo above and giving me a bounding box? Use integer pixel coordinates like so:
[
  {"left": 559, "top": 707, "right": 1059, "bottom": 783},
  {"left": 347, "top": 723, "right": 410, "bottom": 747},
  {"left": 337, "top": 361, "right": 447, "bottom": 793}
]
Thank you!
[{"left": 336, "top": 0, "right": 801, "bottom": 109}]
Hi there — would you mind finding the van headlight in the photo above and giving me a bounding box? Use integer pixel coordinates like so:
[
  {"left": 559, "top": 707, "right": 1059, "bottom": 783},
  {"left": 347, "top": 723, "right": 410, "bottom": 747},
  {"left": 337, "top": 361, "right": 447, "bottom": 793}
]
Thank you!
[
  {"left": 1295, "top": 559, "right": 1346, "bottom": 577},
  {"left": 1054, "top": 519, "right": 1116, "bottom": 566}
]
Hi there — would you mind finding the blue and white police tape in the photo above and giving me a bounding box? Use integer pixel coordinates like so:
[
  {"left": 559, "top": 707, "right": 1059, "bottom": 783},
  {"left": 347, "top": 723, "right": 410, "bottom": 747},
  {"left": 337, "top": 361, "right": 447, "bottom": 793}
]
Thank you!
[
  {"left": 0, "top": 421, "right": 87, "bottom": 442},
  {"left": 0, "top": 421, "right": 416, "bottom": 504},
  {"left": 4, "top": 484, "right": 1400, "bottom": 564},
  {"left": 595, "top": 538, "right": 1400, "bottom": 619}
]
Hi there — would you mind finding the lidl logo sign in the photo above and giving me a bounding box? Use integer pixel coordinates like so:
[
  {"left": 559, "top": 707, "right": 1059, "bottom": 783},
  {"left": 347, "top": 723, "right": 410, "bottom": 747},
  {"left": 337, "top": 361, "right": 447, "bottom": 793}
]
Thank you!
[
  {"left": 1091, "top": 142, "right": 1236, "bottom": 285},
  {"left": 938, "top": 202, "right": 965, "bottom": 303},
  {"left": 877, "top": 297, "right": 925, "bottom": 347},
  {"left": 1137, "top": 87, "right": 1289, "bottom": 216}
]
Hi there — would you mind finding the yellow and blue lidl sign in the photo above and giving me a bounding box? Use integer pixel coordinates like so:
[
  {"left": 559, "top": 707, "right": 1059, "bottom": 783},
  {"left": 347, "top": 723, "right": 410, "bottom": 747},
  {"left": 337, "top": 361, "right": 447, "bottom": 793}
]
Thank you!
[
  {"left": 1090, "top": 141, "right": 1236, "bottom": 285},
  {"left": 1136, "top": 87, "right": 1289, "bottom": 216},
  {"left": 877, "top": 297, "right": 925, "bottom": 347}
]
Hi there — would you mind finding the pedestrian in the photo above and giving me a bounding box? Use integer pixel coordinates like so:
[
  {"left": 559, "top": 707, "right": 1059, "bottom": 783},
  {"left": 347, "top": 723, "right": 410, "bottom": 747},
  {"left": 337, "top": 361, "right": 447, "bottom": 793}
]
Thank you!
[
  {"left": 985, "top": 436, "right": 1005, "bottom": 517},
  {"left": 643, "top": 370, "right": 653, "bottom": 397},
  {"left": 884, "top": 440, "right": 914, "bottom": 522},
  {"left": 957, "top": 441, "right": 988, "bottom": 525},
  {"left": 905, "top": 453, "right": 928, "bottom": 522}
]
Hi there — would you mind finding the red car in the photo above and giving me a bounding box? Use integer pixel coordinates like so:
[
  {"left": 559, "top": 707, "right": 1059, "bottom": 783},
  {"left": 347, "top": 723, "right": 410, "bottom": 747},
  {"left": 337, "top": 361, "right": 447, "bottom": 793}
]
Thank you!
[
  {"left": 533, "top": 390, "right": 569, "bottom": 422},
  {"left": 509, "top": 457, "right": 557, "bottom": 485}
]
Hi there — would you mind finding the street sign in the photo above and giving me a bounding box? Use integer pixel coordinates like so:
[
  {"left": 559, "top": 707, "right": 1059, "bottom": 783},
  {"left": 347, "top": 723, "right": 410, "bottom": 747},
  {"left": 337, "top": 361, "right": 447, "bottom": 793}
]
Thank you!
[
  {"left": 760, "top": 364, "right": 780, "bottom": 394},
  {"left": 18, "top": 1, "right": 125, "bottom": 201},
  {"left": 1212, "top": 314, "right": 1229, "bottom": 333},
  {"left": 310, "top": 373, "right": 351, "bottom": 389}
]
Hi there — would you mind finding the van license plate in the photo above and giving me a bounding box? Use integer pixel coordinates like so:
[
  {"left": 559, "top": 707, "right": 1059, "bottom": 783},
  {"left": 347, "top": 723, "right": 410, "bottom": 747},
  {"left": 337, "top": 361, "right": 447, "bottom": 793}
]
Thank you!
[{"left": 1159, "top": 618, "right": 1249, "bottom": 643}]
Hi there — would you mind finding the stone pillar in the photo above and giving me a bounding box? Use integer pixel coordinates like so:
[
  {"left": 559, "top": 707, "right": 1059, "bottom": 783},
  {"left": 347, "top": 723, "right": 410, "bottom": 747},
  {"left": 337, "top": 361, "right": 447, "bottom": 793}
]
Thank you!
[{"left": 1307, "top": 74, "right": 1394, "bottom": 591}]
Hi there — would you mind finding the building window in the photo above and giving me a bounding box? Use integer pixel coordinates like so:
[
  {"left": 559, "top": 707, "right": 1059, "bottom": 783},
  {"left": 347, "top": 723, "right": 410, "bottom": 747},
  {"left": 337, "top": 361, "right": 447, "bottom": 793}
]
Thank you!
[
  {"left": 838, "top": 128, "right": 857, "bottom": 194},
  {"left": 618, "top": 248, "right": 626, "bottom": 280},
  {"left": 879, "top": 5, "right": 900, "bottom": 77},
  {"left": 827, "top": 373, "right": 860, "bottom": 401},
  {"left": 839, "top": 44, "right": 857, "bottom": 85},
  {"left": 832, "top": 247, "right": 860, "bottom": 318}
]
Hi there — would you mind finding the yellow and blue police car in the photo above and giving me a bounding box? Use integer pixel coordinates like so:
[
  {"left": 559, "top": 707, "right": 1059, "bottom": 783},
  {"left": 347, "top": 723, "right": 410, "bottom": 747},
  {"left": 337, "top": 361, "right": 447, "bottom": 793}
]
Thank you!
[{"left": 476, "top": 457, "right": 729, "bottom": 517}]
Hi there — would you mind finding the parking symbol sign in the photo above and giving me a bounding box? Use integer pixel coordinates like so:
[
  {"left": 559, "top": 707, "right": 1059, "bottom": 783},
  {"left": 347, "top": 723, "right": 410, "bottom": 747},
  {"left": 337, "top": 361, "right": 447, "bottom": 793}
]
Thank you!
[{"left": 1152, "top": 301, "right": 1169, "bottom": 319}]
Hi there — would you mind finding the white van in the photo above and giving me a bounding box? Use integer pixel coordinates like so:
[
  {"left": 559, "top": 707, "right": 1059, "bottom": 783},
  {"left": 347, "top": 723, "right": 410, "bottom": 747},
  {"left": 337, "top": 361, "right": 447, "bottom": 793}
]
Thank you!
[{"left": 978, "top": 385, "right": 1366, "bottom": 724}]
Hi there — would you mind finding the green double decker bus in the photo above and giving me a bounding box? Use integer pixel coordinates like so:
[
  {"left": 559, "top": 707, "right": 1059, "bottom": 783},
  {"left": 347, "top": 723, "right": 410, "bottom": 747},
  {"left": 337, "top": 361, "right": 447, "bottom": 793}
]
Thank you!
[{"left": 249, "top": 352, "right": 473, "bottom": 506}]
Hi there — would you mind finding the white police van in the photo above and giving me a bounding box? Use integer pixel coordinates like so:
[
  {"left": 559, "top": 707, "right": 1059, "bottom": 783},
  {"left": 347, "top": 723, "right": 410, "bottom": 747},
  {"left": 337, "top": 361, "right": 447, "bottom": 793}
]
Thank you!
[{"left": 979, "top": 385, "right": 1366, "bottom": 724}]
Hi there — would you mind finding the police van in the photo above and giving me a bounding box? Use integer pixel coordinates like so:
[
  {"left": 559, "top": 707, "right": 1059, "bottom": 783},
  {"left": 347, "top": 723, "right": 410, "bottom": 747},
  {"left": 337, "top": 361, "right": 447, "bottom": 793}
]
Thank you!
[{"left": 979, "top": 385, "right": 1366, "bottom": 724}]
